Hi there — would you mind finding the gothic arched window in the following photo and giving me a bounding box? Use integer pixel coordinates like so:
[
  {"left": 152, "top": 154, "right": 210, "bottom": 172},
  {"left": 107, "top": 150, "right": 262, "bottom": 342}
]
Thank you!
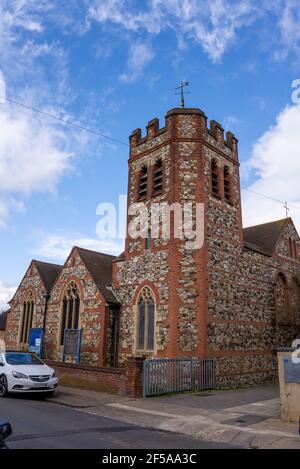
[
  {"left": 275, "top": 273, "right": 290, "bottom": 324},
  {"left": 291, "top": 278, "right": 300, "bottom": 325},
  {"left": 20, "top": 291, "right": 35, "bottom": 344},
  {"left": 136, "top": 286, "right": 155, "bottom": 352},
  {"left": 60, "top": 282, "right": 80, "bottom": 345}
]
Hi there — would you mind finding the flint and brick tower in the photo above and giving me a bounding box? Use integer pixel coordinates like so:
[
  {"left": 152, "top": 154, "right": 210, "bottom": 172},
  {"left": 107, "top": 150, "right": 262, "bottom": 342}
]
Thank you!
[{"left": 112, "top": 107, "right": 241, "bottom": 363}]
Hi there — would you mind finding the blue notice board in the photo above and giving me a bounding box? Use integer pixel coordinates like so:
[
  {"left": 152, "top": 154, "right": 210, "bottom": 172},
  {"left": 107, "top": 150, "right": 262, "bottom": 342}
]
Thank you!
[
  {"left": 29, "top": 328, "right": 44, "bottom": 357},
  {"left": 284, "top": 356, "right": 300, "bottom": 384}
]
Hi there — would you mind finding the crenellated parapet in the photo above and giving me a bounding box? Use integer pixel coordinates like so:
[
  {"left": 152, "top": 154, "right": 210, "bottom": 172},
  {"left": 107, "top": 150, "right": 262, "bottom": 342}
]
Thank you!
[{"left": 129, "top": 107, "right": 238, "bottom": 163}]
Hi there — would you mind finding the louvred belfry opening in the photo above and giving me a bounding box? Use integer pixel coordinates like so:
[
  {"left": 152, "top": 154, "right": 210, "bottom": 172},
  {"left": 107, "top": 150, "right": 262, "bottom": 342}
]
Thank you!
[
  {"left": 153, "top": 159, "right": 163, "bottom": 194},
  {"left": 211, "top": 159, "right": 219, "bottom": 197},
  {"left": 224, "top": 166, "right": 231, "bottom": 202},
  {"left": 138, "top": 165, "right": 148, "bottom": 199}
]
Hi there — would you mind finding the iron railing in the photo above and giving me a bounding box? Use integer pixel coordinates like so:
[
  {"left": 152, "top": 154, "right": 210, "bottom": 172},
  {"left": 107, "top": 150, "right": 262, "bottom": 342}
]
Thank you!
[{"left": 143, "top": 357, "right": 216, "bottom": 397}]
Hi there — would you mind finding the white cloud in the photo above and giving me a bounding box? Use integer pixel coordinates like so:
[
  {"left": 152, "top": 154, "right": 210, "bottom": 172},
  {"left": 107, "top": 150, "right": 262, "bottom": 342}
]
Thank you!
[
  {"left": 242, "top": 103, "right": 300, "bottom": 230},
  {"left": 0, "top": 0, "right": 50, "bottom": 39},
  {"left": 275, "top": 0, "right": 300, "bottom": 61},
  {"left": 0, "top": 70, "right": 6, "bottom": 104},
  {"left": 0, "top": 281, "right": 16, "bottom": 311},
  {"left": 223, "top": 114, "right": 239, "bottom": 130},
  {"left": 87, "top": 0, "right": 258, "bottom": 62},
  {"left": 0, "top": 3, "right": 89, "bottom": 228},
  {"left": 0, "top": 66, "right": 77, "bottom": 226},
  {"left": 32, "top": 231, "right": 124, "bottom": 262},
  {"left": 0, "top": 106, "right": 73, "bottom": 195},
  {"left": 119, "top": 42, "right": 154, "bottom": 83}
]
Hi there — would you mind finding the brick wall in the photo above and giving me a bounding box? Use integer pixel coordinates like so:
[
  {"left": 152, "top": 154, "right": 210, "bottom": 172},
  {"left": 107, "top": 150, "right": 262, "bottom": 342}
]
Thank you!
[
  {"left": 114, "top": 107, "right": 300, "bottom": 387},
  {"left": 45, "top": 248, "right": 107, "bottom": 367},
  {"left": 47, "top": 356, "right": 144, "bottom": 397},
  {"left": 6, "top": 262, "right": 48, "bottom": 350}
]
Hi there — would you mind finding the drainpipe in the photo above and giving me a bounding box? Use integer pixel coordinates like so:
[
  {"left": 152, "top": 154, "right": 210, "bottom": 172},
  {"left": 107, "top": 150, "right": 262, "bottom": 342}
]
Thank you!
[
  {"left": 42, "top": 293, "right": 50, "bottom": 358},
  {"left": 42, "top": 293, "right": 50, "bottom": 331}
]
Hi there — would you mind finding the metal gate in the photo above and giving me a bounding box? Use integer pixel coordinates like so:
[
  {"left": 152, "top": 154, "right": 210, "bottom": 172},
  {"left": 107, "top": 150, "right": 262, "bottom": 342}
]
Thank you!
[{"left": 143, "top": 357, "right": 216, "bottom": 397}]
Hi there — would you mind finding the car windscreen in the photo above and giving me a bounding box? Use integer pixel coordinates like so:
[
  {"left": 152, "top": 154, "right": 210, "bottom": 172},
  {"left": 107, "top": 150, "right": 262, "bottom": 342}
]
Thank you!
[{"left": 5, "top": 353, "right": 43, "bottom": 365}]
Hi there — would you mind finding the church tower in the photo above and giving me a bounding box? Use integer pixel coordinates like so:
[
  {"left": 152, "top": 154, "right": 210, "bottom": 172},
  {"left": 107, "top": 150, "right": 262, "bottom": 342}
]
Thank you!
[{"left": 112, "top": 107, "right": 242, "bottom": 364}]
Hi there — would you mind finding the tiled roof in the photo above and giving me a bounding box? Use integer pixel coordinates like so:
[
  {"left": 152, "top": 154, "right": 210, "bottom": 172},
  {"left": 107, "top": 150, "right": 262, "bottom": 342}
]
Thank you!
[
  {"left": 34, "top": 261, "right": 63, "bottom": 293},
  {"left": 243, "top": 218, "right": 289, "bottom": 256},
  {"left": 75, "top": 247, "right": 119, "bottom": 304},
  {"left": 112, "top": 251, "right": 125, "bottom": 263}
]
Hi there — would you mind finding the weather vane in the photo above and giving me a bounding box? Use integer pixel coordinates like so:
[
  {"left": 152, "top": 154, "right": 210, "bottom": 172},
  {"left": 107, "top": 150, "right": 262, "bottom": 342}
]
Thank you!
[{"left": 175, "top": 81, "right": 190, "bottom": 108}]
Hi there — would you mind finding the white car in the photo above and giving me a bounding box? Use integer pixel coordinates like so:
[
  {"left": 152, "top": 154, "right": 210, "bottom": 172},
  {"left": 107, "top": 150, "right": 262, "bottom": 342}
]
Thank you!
[{"left": 0, "top": 351, "right": 58, "bottom": 397}]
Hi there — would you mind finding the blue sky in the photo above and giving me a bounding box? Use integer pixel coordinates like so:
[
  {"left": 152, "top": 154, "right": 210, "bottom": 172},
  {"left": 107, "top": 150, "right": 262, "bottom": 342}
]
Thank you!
[{"left": 1, "top": 0, "right": 300, "bottom": 308}]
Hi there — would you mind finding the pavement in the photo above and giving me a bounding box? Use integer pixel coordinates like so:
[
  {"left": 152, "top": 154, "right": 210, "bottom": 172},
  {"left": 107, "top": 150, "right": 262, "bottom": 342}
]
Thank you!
[
  {"left": 41, "top": 382, "right": 300, "bottom": 449},
  {"left": 0, "top": 394, "right": 233, "bottom": 449}
]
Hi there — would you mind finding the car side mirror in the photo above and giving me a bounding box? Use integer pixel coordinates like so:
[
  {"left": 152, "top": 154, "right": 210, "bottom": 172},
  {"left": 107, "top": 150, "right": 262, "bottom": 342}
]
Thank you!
[
  {"left": 0, "top": 421, "right": 12, "bottom": 440},
  {"left": 0, "top": 363, "right": 4, "bottom": 367}
]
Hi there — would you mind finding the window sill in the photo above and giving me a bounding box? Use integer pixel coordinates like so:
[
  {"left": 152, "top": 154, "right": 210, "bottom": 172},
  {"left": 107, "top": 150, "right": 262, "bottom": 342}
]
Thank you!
[
  {"left": 136, "top": 350, "right": 154, "bottom": 355},
  {"left": 152, "top": 190, "right": 163, "bottom": 197}
]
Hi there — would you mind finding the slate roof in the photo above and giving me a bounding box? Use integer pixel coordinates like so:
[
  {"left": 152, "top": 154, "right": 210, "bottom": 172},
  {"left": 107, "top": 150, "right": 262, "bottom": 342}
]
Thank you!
[
  {"left": 75, "top": 247, "right": 119, "bottom": 304},
  {"left": 112, "top": 251, "right": 125, "bottom": 263},
  {"left": 243, "top": 218, "right": 290, "bottom": 256},
  {"left": 34, "top": 260, "right": 63, "bottom": 293}
]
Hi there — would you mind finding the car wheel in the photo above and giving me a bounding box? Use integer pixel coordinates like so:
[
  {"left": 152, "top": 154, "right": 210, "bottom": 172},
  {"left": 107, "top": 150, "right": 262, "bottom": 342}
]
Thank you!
[{"left": 0, "top": 375, "right": 8, "bottom": 397}]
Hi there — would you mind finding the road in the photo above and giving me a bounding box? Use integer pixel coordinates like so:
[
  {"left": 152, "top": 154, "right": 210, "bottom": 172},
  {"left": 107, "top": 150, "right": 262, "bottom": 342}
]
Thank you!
[{"left": 0, "top": 394, "right": 237, "bottom": 449}]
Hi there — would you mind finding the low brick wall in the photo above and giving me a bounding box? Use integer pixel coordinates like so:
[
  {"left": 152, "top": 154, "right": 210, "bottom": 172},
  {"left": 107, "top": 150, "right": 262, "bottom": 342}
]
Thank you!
[{"left": 46, "top": 357, "right": 144, "bottom": 397}]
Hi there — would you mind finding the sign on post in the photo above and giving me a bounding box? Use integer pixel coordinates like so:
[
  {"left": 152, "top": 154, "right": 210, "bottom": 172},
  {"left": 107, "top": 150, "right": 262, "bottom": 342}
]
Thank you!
[
  {"left": 62, "top": 329, "right": 82, "bottom": 364},
  {"left": 284, "top": 356, "right": 300, "bottom": 384},
  {"left": 29, "top": 328, "right": 44, "bottom": 357}
]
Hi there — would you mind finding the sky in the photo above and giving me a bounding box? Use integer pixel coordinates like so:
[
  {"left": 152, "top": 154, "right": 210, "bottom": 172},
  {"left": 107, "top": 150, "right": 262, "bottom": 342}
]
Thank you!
[{"left": 1, "top": 0, "right": 300, "bottom": 309}]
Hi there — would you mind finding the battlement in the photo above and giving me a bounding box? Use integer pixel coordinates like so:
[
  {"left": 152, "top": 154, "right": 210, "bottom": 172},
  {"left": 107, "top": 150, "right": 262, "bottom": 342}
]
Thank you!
[{"left": 129, "top": 107, "right": 238, "bottom": 162}]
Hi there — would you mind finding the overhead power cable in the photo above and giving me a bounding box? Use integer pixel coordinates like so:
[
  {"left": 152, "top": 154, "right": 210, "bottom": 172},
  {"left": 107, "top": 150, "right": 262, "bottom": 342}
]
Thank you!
[
  {"left": 0, "top": 96, "right": 129, "bottom": 147},
  {"left": 1, "top": 95, "right": 300, "bottom": 213},
  {"left": 242, "top": 188, "right": 300, "bottom": 212}
]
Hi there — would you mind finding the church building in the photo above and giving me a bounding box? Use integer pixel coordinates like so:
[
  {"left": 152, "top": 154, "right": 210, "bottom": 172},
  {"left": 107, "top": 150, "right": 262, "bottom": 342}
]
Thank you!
[{"left": 4, "top": 106, "right": 300, "bottom": 386}]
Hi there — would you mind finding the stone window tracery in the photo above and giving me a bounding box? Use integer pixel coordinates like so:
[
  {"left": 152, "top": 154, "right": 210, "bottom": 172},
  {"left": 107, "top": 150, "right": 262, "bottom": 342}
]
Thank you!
[
  {"left": 275, "top": 273, "right": 290, "bottom": 323},
  {"left": 291, "top": 278, "right": 300, "bottom": 325},
  {"left": 20, "top": 291, "right": 35, "bottom": 344},
  {"left": 60, "top": 281, "right": 80, "bottom": 345},
  {"left": 136, "top": 286, "right": 155, "bottom": 352}
]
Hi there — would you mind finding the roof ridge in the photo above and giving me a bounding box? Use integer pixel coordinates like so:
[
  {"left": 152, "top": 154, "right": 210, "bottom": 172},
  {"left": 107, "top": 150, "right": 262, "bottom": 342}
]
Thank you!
[
  {"left": 33, "top": 259, "right": 63, "bottom": 267},
  {"left": 74, "top": 246, "right": 116, "bottom": 259},
  {"left": 243, "top": 218, "right": 290, "bottom": 231}
]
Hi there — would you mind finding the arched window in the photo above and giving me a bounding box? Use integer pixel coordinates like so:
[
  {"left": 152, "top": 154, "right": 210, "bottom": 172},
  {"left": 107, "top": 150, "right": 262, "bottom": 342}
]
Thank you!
[
  {"left": 211, "top": 159, "right": 219, "bottom": 197},
  {"left": 20, "top": 291, "right": 34, "bottom": 344},
  {"left": 275, "top": 273, "right": 290, "bottom": 324},
  {"left": 146, "top": 228, "right": 151, "bottom": 250},
  {"left": 136, "top": 286, "right": 155, "bottom": 352},
  {"left": 289, "top": 238, "right": 298, "bottom": 259},
  {"left": 291, "top": 278, "right": 300, "bottom": 325},
  {"left": 224, "top": 166, "right": 231, "bottom": 203},
  {"left": 138, "top": 165, "right": 148, "bottom": 199},
  {"left": 153, "top": 159, "right": 163, "bottom": 194},
  {"left": 60, "top": 282, "right": 80, "bottom": 345}
]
